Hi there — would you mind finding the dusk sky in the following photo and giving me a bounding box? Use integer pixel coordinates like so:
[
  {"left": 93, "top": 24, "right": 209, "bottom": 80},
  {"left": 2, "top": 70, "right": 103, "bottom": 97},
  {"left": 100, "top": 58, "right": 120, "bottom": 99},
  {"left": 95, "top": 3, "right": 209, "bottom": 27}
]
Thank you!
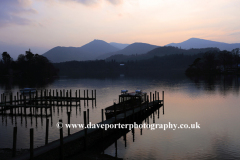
[{"left": 1, "top": 0, "right": 240, "bottom": 57}]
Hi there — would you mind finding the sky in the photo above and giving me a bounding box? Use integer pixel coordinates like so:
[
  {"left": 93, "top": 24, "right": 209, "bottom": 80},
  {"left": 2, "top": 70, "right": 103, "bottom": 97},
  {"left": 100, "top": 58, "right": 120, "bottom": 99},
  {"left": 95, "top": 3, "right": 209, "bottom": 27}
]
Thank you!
[{"left": 0, "top": 0, "right": 240, "bottom": 58}]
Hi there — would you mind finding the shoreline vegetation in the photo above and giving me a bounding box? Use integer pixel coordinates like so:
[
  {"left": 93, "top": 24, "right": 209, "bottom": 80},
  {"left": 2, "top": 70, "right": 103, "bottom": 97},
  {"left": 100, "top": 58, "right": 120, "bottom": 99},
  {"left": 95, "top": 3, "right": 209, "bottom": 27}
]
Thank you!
[
  {"left": 0, "top": 50, "right": 58, "bottom": 84},
  {"left": 1, "top": 48, "right": 239, "bottom": 85}
]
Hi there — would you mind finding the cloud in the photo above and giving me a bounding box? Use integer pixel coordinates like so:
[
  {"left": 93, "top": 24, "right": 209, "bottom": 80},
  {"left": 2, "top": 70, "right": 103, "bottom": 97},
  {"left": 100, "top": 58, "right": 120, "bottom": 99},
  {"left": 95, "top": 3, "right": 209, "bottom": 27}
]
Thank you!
[
  {"left": 229, "top": 31, "right": 240, "bottom": 36},
  {"left": 0, "top": 0, "right": 37, "bottom": 27},
  {"left": 59, "top": 0, "right": 123, "bottom": 6},
  {"left": 106, "top": 0, "right": 123, "bottom": 5}
]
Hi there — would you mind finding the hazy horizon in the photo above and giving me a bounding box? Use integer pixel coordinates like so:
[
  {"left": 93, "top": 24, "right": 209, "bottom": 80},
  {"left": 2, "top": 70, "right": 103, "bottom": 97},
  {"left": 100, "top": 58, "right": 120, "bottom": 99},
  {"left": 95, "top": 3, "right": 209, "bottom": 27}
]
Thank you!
[{"left": 1, "top": 0, "right": 240, "bottom": 59}]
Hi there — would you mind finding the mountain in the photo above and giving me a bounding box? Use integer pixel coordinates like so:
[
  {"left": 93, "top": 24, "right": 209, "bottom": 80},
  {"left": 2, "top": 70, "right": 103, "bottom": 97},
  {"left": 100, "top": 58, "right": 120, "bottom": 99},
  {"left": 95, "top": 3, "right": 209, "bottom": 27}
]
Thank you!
[
  {"left": 166, "top": 38, "right": 240, "bottom": 51},
  {"left": 106, "top": 46, "right": 220, "bottom": 62},
  {"left": 42, "top": 39, "right": 120, "bottom": 63},
  {"left": 109, "top": 42, "right": 129, "bottom": 50},
  {"left": 97, "top": 42, "right": 159, "bottom": 59},
  {"left": 80, "top": 39, "right": 119, "bottom": 54}
]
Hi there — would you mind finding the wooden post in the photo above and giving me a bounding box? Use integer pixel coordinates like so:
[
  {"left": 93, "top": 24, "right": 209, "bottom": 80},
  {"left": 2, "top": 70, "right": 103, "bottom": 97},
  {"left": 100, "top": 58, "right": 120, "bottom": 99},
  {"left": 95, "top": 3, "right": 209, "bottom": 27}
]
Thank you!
[
  {"left": 162, "top": 91, "right": 164, "bottom": 115},
  {"left": 92, "top": 90, "right": 93, "bottom": 106},
  {"left": 162, "top": 91, "right": 164, "bottom": 105},
  {"left": 45, "top": 119, "right": 49, "bottom": 145},
  {"left": 12, "top": 127, "right": 17, "bottom": 157},
  {"left": 84, "top": 111, "right": 87, "bottom": 151},
  {"left": 67, "top": 112, "right": 70, "bottom": 136},
  {"left": 94, "top": 90, "right": 96, "bottom": 106},
  {"left": 75, "top": 90, "right": 77, "bottom": 107},
  {"left": 59, "top": 119, "right": 64, "bottom": 160},
  {"left": 101, "top": 109, "right": 104, "bottom": 123},
  {"left": 84, "top": 90, "right": 85, "bottom": 106},
  {"left": 155, "top": 91, "right": 157, "bottom": 101},
  {"left": 87, "top": 90, "right": 88, "bottom": 106},
  {"left": 30, "top": 128, "right": 34, "bottom": 159},
  {"left": 150, "top": 92, "right": 152, "bottom": 102},
  {"left": 153, "top": 94, "right": 155, "bottom": 106},
  {"left": 87, "top": 109, "right": 89, "bottom": 124},
  {"left": 114, "top": 103, "right": 116, "bottom": 122},
  {"left": 158, "top": 92, "right": 159, "bottom": 104}
]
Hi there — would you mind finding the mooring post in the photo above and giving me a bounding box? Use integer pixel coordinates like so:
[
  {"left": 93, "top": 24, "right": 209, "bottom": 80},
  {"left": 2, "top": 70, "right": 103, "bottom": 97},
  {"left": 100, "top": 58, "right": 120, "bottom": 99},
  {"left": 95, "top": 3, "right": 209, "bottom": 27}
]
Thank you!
[
  {"left": 30, "top": 128, "right": 34, "bottom": 159},
  {"left": 114, "top": 103, "right": 116, "bottom": 122},
  {"left": 75, "top": 90, "right": 77, "bottom": 107},
  {"left": 83, "top": 111, "right": 87, "bottom": 151},
  {"left": 162, "top": 91, "right": 164, "bottom": 105},
  {"left": 150, "top": 92, "right": 152, "bottom": 102},
  {"left": 87, "top": 90, "right": 88, "bottom": 106},
  {"left": 70, "top": 89, "right": 72, "bottom": 108},
  {"left": 92, "top": 90, "right": 93, "bottom": 106},
  {"left": 67, "top": 112, "right": 70, "bottom": 136},
  {"left": 45, "top": 119, "right": 49, "bottom": 145},
  {"left": 84, "top": 90, "right": 85, "bottom": 106},
  {"left": 101, "top": 109, "right": 104, "bottom": 137},
  {"left": 155, "top": 91, "right": 157, "bottom": 101},
  {"left": 162, "top": 91, "right": 164, "bottom": 115},
  {"left": 78, "top": 89, "right": 80, "bottom": 104},
  {"left": 101, "top": 109, "right": 104, "bottom": 123},
  {"left": 94, "top": 90, "right": 96, "bottom": 106},
  {"left": 60, "top": 90, "right": 62, "bottom": 107},
  {"left": 59, "top": 119, "right": 64, "bottom": 160},
  {"left": 153, "top": 94, "right": 155, "bottom": 106},
  {"left": 12, "top": 126, "right": 17, "bottom": 157},
  {"left": 158, "top": 92, "right": 159, "bottom": 104},
  {"left": 87, "top": 109, "right": 90, "bottom": 124}
]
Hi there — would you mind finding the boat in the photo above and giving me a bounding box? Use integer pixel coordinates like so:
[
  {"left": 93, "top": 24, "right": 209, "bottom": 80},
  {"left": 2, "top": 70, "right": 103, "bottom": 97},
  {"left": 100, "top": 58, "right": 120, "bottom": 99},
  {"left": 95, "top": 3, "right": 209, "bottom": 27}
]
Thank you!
[
  {"left": 20, "top": 88, "right": 36, "bottom": 94},
  {"left": 105, "top": 89, "right": 147, "bottom": 119}
]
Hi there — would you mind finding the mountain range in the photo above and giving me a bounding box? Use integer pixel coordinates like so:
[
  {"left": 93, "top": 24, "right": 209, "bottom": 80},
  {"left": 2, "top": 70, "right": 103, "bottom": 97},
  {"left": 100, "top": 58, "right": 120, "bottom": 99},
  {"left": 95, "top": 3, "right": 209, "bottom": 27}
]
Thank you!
[
  {"left": 166, "top": 38, "right": 240, "bottom": 51},
  {"left": 41, "top": 38, "right": 240, "bottom": 63}
]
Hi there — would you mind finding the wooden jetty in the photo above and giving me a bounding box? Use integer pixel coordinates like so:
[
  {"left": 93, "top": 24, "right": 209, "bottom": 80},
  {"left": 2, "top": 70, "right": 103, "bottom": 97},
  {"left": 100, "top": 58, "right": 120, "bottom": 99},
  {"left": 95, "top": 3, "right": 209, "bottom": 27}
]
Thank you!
[
  {"left": 0, "top": 89, "right": 96, "bottom": 115},
  {"left": 12, "top": 90, "right": 164, "bottom": 160}
]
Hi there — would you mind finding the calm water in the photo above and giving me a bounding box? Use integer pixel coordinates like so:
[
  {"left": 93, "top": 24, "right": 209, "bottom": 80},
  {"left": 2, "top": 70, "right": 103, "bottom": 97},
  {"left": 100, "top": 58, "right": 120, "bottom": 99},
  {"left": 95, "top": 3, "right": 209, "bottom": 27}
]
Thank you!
[{"left": 0, "top": 75, "right": 240, "bottom": 159}]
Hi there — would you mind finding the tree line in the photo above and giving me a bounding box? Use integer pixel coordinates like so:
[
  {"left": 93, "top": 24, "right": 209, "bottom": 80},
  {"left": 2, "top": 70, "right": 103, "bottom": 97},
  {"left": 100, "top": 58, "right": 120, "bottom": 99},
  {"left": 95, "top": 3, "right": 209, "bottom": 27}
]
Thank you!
[
  {"left": 185, "top": 49, "right": 240, "bottom": 75},
  {"left": 0, "top": 50, "right": 58, "bottom": 80}
]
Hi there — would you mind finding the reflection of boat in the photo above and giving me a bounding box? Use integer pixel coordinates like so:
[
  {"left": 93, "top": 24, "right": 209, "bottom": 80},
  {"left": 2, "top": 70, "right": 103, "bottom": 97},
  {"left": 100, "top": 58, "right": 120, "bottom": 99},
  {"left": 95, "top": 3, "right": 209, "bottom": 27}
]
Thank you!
[
  {"left": 20, "top": 88, "right": 36, "bottom": 94},
  {"left": 105, "top": 90, "right": 147, "bottom": 119}
]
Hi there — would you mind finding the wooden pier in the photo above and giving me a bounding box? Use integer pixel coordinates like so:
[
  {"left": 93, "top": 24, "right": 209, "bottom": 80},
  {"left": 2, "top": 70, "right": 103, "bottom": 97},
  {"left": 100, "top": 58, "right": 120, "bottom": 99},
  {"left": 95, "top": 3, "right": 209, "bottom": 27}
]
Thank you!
[
  {"left": 12, "top": 90, "right": 164, "bottom": 160},
  {"left": 0, "top": 89, "right": 97, "bottom": 116}
]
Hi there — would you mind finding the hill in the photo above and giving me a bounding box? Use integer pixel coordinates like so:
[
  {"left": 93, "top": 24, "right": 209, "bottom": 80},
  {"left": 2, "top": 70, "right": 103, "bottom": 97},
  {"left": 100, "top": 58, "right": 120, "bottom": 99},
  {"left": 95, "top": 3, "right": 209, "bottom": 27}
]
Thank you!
[
  {"left": 42, "top": 39, "right": 120, "bottom": 62},
  {"left": 166, "top": 38, "right": 240, "bottom": 51},
  {"left": 109, "top": 42, "right": 129, "bottom": 49},
  {"left": 97, "top": 42, "right": 159, "bottom": 59},
  {"left": 106, "top": 46, "right": 220, "bottom": 62}
]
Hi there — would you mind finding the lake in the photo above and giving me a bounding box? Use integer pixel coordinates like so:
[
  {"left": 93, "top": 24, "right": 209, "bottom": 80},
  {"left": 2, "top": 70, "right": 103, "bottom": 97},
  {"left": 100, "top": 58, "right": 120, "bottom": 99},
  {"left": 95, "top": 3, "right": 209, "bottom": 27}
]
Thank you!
[{"left": 0, "top": 74, "right": 240, "bottom": 159}]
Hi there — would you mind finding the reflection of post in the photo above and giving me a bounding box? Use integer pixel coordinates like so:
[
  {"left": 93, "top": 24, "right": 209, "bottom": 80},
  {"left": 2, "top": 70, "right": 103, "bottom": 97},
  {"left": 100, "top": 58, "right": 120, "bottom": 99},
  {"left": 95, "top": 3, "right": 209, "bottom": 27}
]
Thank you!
[
  {"left": 132, "top": 128, "right": 135, "bottom": 142},
  {"left": 84, "top": 111, "right": 87, "bottom": 151},
  {"left": 115, "top": 140, "right": 117, "bottom": 158},
  {"left": 30, "top": 128, "right": 34, "bottom": 159},
  {"left": 59, "top": 119, "right": 64, "bottom": 160},
  {"left": 124, "top": 132, "right": 127, "bottom": 148},
  {"left": 45, "top": 119, "right": 49, "bottom": 145},
  {"left": 87, "top": 109, "right": 89, "bottom": 124},
  {"left": 67, "top": 112, "right": 70, "bottom": 136},
  {"left": 12, "top": 126, "right": 17, "bottom": 157}
]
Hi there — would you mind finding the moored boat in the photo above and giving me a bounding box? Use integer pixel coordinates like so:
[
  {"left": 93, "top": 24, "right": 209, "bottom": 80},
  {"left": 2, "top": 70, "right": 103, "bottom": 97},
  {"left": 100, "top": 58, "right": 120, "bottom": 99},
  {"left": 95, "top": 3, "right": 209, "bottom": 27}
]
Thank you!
[{"left": 105, "top": 89, "right": 147, "bottom": 119}]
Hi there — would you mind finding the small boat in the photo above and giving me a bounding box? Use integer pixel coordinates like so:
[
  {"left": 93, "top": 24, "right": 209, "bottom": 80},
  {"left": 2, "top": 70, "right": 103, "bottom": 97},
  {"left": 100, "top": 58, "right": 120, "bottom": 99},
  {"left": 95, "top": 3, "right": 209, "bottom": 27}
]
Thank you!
[
  {"left": 20, "top": 88, "right": 36, "bottom": 94},
  {"left": 105, "top": 89, "right": 147, "bottom": 119}
]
